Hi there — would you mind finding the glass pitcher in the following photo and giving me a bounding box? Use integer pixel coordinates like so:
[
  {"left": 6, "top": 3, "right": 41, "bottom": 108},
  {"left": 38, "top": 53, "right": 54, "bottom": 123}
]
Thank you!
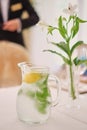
[{"left": 16, "top": 62, "right": 60, "bottom": 124}]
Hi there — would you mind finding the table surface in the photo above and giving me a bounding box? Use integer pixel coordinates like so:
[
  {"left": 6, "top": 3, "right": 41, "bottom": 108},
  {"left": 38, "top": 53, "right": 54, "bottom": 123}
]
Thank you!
[{"left": 0, "top": 86, "right": 87, "bottom": 130}]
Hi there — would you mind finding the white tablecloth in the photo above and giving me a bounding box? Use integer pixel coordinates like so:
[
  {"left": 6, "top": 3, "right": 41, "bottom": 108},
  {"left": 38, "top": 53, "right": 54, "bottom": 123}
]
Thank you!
[{"left": 0, "top": 86, "right": 87, "bottom": 130}]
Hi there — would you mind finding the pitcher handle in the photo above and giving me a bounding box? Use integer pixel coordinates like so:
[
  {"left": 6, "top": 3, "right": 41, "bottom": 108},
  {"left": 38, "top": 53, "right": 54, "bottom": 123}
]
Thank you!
[{"left": 48, "top": 75, "right": 61, "bottom": 107}]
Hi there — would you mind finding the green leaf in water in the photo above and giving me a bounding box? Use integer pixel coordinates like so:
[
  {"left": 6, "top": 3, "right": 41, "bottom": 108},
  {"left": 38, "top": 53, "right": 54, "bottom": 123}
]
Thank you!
[
  {"left": 35, "top": 75, "right": 51, "bottom": 114},
  {"left": 35, "top": 101, "right": 49, "bottom": 114},
  {"left": 26, "top": 91, "right": 35, "bottom": 98}
]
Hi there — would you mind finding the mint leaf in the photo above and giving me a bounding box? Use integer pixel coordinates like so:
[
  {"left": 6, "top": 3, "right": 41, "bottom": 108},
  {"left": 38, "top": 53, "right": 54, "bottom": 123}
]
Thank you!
[
  {"left": 26, "top": 91, "right": 35, "bottom": 98},
  {"left": 35, "top": 75, "right": 51, "bottom": 114},
  {"left": 35, "top": 101, "right": 49, "bottom": 114}
]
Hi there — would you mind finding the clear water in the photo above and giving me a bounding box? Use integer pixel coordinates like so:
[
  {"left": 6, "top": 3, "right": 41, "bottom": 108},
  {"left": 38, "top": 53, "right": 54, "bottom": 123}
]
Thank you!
[{"left": 16, "top": 77, "right": 51, "bottom": 124}]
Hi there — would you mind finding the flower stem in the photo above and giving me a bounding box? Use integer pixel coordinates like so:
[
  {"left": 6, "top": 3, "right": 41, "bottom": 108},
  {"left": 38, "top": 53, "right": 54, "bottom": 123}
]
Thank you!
[{"left": 69, "top": 65, "right": 76, "bottom": 100}]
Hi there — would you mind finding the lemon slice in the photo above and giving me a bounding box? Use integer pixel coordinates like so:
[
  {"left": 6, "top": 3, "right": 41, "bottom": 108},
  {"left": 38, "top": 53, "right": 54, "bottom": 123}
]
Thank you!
[{"left": 23, "top": 72, "right": 42, "bottom": 83}]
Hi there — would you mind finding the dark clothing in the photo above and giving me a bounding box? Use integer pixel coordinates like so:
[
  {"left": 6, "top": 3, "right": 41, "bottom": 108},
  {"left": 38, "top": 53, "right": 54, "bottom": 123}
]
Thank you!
[
  {"left": 0, "top": 30, "right": 24, "bottom": 45},
  {"left": 0, "top": 0, "right": 39, "bottom": 46}
]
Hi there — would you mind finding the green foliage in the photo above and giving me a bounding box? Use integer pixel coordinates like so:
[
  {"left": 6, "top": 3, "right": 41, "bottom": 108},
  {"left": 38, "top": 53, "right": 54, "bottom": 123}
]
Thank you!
[
  {"left": 45, "top": 14, "right": 87, "bottom": 66},
  {"left": 44, "top": 8, "right": 87, "bottom": 100},
  {"left": 74, "top": 57, "right": 87, "bottom": 66},
  {"left": 58, "top": 16, "right": 67, "bottom": 39},
  {"left": 71, "top": 41, "right": 84, "bottom": 55},
  {"left": 77, "top": 17, "right": 87, "bottom": 23},
  {"left": 51, "top": 41, "right": 70, "bottom": 56},
  {"left": 71, "top": 17, "right": 79, "bottom": 38},
  {"left": 48, "top": 26, "right": 57, "bottom": 35},
  {"left": 35, "top": 75, "right": 51, "bottom": 114},
  {"left": 43, "top": 49, "right": 71, "bottom": 65}
]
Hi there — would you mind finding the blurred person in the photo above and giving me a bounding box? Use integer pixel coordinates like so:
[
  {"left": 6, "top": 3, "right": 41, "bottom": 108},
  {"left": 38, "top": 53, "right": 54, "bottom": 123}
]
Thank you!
[{"left": 0, "top": 0, "right": 39, "bottom": 47}]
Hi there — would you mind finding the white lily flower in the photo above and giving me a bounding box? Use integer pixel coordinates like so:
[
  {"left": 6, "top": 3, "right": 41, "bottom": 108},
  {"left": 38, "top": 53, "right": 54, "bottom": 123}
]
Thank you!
[
  {"left": 63, "top": 3, "right": 77, "bottom": 15},
  {"left": 37, "top": 20, "right": 48, "bottom": 27},
  {"left": 37, "top": 20, "right": 49, "bottom": 31}
]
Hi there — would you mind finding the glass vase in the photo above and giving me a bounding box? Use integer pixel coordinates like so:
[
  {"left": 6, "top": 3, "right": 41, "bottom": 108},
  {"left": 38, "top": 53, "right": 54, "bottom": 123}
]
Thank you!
[{"left": 66, "top": 64, "right": 80, "bottom": 110}]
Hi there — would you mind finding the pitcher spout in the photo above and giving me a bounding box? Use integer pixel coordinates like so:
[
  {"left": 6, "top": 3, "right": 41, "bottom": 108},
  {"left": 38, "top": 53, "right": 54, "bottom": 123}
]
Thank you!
[{"left": 18, "top": 62, "right": 32, "bottom": 69}]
